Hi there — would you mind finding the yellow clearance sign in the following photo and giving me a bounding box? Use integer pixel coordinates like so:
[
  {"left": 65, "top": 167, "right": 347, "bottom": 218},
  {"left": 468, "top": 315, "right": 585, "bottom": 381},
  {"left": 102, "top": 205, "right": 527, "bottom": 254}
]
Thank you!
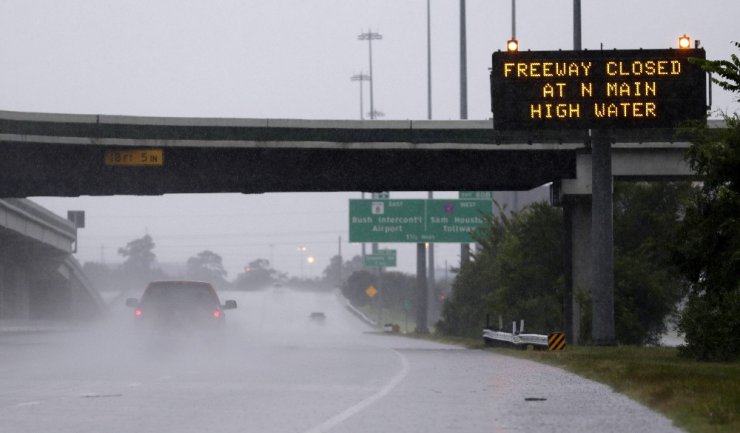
[
  {"left": 105, "top": 149, "right": 164, "bottom": 167},
  {"left": 490, "top": 48, "right": 706, "bottom": 130}
]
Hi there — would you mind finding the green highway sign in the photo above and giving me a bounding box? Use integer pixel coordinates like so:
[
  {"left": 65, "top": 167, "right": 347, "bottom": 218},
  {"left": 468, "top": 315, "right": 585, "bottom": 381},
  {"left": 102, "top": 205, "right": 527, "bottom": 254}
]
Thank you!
[
  {"left": 364, "top": 249, "right": 397, "bottom": 267},
  {"left": 459, "top": 191, "right": 494, "bottom": 200},
  {"left": 349, "top": 199, "right": 490, "bottom": 243}
]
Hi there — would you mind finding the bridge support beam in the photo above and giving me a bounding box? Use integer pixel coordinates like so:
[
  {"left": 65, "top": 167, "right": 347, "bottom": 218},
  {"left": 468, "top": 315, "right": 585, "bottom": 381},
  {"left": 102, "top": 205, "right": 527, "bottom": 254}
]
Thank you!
[
  {"left": 563, "top": 198, "right": 592, "bottom": 345},
  {"left": 591, "top": 131, "right": 615, "bottom": 345}
]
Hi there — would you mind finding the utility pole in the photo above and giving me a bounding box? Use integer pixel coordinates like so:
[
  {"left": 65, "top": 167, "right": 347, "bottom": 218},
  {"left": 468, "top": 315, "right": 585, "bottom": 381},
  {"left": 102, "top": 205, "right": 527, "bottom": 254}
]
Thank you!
[
  {"left": 358, "top": 30, "right": 383, "bottom": 119},
  {"left": 350, "top": 73, "right": 370, "bottom": 120}
]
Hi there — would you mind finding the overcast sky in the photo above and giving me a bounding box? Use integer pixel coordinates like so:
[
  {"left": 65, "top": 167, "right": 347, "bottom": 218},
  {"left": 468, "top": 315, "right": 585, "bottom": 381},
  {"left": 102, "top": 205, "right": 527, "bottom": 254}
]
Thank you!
[{"left": 3, "top": 0, "right": 738, "bottom": 279}]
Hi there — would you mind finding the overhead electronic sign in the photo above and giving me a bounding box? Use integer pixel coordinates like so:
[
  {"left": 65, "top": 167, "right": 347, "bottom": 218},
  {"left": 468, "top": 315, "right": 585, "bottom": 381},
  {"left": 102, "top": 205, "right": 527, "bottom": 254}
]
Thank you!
[{"left": 490, "top": 48, "right": 706, "bottom": 130}]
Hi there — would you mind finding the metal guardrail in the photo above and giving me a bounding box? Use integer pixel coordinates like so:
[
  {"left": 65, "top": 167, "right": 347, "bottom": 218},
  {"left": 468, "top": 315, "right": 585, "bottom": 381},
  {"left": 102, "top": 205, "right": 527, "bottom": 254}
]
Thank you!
[
  {"left": 336, "top": 290, "right": 377, "bottom": 327},
  {"left": 483, "top": 320, "right": 566, "bottom": 350}
]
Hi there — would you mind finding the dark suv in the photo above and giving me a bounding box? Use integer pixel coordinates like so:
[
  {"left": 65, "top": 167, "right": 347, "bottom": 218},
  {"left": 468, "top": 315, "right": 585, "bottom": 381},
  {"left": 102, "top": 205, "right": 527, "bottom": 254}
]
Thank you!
[{"left": 126, "top": 281, "right": 237, "bottom": 333}]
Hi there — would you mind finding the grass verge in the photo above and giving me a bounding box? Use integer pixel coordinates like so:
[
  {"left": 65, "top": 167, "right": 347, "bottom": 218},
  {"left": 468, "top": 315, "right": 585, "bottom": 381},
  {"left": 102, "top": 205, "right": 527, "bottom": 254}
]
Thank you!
[{"left": 419, "top": 337, "right": 739, "bottom": 433}]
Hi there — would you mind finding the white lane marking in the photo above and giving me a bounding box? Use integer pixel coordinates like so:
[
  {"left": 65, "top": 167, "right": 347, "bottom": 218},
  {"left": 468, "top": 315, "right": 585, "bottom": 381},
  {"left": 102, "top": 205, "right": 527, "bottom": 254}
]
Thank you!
[
  {"left": 302, "top": 349, "right": 410, "bottom": 433},
  {"left": 15, "top": 401, "right": 42, "bottom": 408}
]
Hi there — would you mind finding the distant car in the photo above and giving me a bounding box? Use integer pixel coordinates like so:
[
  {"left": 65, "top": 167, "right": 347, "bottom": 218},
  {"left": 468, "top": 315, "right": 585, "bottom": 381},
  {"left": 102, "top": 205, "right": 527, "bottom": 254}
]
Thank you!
[
  {"left": 125, "top": 280, "right": 237, "bottom": 333},
  {"left": 309, "top": 312, "right": 326, "bottom": 321}
]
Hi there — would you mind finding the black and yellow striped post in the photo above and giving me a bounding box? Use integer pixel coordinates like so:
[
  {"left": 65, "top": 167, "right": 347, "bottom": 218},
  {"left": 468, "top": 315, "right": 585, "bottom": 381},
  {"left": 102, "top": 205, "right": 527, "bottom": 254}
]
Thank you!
[{"left": 548, "top": 332, "right": 566, "bottom": 351}]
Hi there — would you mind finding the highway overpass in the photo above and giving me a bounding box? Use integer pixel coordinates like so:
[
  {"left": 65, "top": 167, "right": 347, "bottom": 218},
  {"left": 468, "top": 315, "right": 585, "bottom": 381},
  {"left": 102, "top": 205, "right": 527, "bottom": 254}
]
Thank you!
[
  {"left": 0, "top": 109, "right": 713, "bottom": 341},
  {"left": 0, "top": 198, "right": 105, "bottom": 326}
]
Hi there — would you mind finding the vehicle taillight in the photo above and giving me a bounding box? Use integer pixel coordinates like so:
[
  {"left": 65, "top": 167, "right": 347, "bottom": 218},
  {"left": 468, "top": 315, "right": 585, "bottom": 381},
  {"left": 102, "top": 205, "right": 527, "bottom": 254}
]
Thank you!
[
  {"left": 135, "top": 308, "right": 142, "bottom": 317},
  {"left": 212, "top": 310, "right": 221, "bottom": 318}
]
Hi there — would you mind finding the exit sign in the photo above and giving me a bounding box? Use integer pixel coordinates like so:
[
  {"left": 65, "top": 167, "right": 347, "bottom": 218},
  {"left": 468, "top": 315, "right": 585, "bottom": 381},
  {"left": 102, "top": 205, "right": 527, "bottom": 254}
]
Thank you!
[{"left": 490, "top": 48, "right": 706, "bottom": 130}]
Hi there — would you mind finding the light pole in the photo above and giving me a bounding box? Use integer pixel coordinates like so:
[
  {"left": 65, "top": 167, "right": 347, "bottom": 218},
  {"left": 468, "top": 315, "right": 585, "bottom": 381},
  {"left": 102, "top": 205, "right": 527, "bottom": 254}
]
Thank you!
[
  {"left": 459, "top": 0, "right": 470, "bottom": 265},
  {"left": 357, "top": 29, "right": 383, "bottom": 119},
  {"left": 306, "top": 256, "right": 315, "bottom": 278},
  {"left": 297, "top": 245, "right": 307, "bottom": 278},
  {"left": 427, "top": 0, "right": 432, "bottom": 120},
  {"left": 350, "top": 73, "right": 370, "bottom": 120}
]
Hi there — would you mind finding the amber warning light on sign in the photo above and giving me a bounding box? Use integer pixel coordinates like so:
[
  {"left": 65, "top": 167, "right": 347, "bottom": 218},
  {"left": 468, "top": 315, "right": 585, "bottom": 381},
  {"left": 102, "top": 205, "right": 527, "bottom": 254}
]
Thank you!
[{"left": 490, "top": 48, "right": 706, "bottom": 130}]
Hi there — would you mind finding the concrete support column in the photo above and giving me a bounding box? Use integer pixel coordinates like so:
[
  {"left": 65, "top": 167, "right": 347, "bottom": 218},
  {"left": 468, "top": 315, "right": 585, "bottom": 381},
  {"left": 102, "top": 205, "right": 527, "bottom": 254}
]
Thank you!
[
  {"left": 416, "top": 243, "right": 429, "bottom": 333},
  {"left": 563, "top": 203, "right": 573, "bottom": 342},
  {"left": 570, "top": 198, "right": 592, "bottom": 344},
  {"left": 591, "top": 131, "right": 615, "bottom": 345}
]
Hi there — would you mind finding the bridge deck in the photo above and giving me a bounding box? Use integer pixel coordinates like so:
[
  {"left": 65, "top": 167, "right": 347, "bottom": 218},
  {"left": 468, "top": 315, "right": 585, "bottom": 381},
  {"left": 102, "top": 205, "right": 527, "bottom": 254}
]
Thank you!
[{"left": 0, "top": 110, "right": 708, "bottom": 197}]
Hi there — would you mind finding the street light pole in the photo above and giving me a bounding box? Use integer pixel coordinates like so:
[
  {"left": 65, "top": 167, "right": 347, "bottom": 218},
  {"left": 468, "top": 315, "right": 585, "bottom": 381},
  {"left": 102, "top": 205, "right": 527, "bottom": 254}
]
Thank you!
[
  {"left": 459, "top": 0, "right": 470, "bottom": 265},
  {"left": 459, "top": 0, "right": 467, "bottom": 120},
  {"left": 297, "top": 245, "right": 306, "bottom": 278},
  {"left": 350, "top": 73, "right": 370, "bottom": 120},
  {"left": 427, "top": 0, "right": 432, "bottom": 120},
  {"left": 358, "top": 29, "right": 383, "bottom": 119}
]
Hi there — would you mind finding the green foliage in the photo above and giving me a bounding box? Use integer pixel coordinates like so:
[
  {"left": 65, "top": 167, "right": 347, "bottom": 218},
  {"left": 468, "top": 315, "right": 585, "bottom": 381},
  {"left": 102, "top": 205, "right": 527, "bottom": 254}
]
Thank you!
[
  {"left": 232, "top": 258, "right": 279, "bottom": 290},
  {"left": 342, "top": 270, "right": 376, "bottom": 307},
  {"left": 439, "top": 184, "right": 691, "bottom": 345},
  {"left": 118, "top": 234, "right": 157, "bottom": 274},
  {"left": 502, "top": 345, "right": 740, "bottom": 433},
  {"left": 485, "top": 202, "right": 564, "bottom": 334},
  {"left": 185, "top": 250, "right": 229, "bottom": 290},
  {"left": 675, "top": 43, "right": 740, "bottom": 361},
  {"left": 437, "top": 202, "right": 564, "bottom": 337},
  {"left": 614, "top": 182, "right": 692, "bottom": 345},
  {"left": 678, "top": 288, "right": 740, "bottom": 362},
  {"left": 116, "top": 234, "right": 166, "bottom": 288},
  {"left": 675, "top": 116, "right": 740, "bottom": 360},
  {"left": 690, "top": 41, "right": 740, "bottom": 98},
  {"left": 322, "top": 254, "right": 365, "bottom": 288}
]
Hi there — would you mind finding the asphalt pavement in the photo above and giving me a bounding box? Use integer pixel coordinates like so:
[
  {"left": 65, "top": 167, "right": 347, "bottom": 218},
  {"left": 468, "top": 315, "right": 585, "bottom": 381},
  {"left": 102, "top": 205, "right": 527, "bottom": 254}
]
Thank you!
[{"left": 0, "top": 287, "right": 684, "bottom": 433}]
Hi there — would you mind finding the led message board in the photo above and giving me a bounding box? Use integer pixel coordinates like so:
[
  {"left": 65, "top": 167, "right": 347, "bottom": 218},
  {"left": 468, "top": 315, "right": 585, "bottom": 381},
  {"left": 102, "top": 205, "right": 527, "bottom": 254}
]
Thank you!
[{"left": 490, "top": 49, "right": 706, "bottom": 130}]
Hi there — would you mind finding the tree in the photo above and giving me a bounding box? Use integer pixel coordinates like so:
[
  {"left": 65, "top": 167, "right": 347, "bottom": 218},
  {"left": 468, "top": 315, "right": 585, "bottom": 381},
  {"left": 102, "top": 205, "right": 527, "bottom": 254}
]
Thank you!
[
  {"left": 439, "top": 189, "right": 691, "bottom": 344},
  {"left": 116, "top": 234, "right": 165, "bottom": 289},
  {"left": 484, "top": 202, "right": 564, "bottom": 335},
  {"left": 437, "top": 204, "right": 518, "bottom": 338},
  {"left": 322, "top": 254, "right": 365, "bottom": 287},
  {"left": 674, "top": 43, "right": 740, "bottom": 360},
  {"left": 232, "top": 258, "right": 278, "bottom": 290},
  {"left": 613, "top": 182, "right": 692, "bottom": 345},
  {"left": 118, "top": 234, "right": 157, "bottom": 274},
  {"left": 342, "top": 270, "right": 376, "bottom": 308},
  {"left": 185, "top": 250, "right": 229, "bottom": 290}
]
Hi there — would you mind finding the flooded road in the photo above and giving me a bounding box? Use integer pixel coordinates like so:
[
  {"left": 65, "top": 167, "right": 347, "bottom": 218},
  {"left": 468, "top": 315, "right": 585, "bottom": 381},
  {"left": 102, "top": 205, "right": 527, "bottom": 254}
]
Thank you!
[{"left": 0, "top": 287, "right": 682, "bottom": 433}]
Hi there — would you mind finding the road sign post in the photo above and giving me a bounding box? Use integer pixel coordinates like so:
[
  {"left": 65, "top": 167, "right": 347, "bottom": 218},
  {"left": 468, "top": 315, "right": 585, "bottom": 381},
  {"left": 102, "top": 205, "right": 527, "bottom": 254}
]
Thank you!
[{"left": 490, "top": 48, "right": 706, "bottom": 346}]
